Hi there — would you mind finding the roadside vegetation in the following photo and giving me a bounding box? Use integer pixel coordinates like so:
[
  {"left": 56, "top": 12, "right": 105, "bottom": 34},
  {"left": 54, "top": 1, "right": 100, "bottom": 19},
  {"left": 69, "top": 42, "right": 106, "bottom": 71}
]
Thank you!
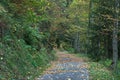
[
  {"left": 76, "top": 53, "right": 120, "bottom": 80},
  {"left": 0, "top": 0, "right": 120, "bottom": 80}
]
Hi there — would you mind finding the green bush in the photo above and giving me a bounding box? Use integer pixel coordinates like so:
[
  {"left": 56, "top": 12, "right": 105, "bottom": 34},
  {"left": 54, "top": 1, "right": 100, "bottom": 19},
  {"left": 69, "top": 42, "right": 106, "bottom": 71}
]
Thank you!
[
  {"left": 23, "top": 27, "right": 43, "bottom": 49},
  {"left": 65, "top": 47, "right": 75, "bottom": 53},
  {"left": 0, "top": 37, "right": 56, "bottom": 80},
  {"left": 0, "top": 1, "right": 56, "bottom": 80}
]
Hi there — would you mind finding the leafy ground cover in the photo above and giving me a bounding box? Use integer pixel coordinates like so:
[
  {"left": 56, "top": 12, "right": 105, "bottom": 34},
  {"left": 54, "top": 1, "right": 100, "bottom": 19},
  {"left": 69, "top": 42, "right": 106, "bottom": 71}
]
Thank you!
[{"left": 76, "top": 53, "right": 120, "bottom": 80}]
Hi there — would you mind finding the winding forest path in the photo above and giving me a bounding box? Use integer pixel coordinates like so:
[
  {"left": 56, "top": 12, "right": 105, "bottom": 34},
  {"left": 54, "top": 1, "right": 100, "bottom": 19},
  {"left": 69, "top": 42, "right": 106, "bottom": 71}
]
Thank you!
[{"left": 37, "top": 50, "right": 89, "bottom": 80}]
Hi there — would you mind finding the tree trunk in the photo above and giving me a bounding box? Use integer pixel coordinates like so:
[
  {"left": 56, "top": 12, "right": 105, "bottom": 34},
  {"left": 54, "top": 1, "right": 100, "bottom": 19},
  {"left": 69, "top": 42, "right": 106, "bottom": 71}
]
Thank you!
[
  {"left": 74, "top": 32, "right": 80, "bottom": 53},
  {"left": 112, "top": 0, "right": 119, "bottom": 71},
  {"left": 77, "top": 32, "right": 80, "bottom": 52},
  {"left": 87, "top": 0, "right": 94, "bottom": 54}
]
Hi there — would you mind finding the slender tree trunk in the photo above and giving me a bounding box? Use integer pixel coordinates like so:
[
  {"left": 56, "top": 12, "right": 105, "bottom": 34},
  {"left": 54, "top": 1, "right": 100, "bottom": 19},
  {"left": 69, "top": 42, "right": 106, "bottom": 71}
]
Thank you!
[
  {"left": 112, "top": 0, "right": 119, "bottom": 71},
  {"left": 88, "top": 0, "right": 93, "bottom": 28},
  {"left": 74, "top": 32, "right": 78, "bottom": 53},
  {"left": 74, "top": 32, "right": 80, "bottom": 53},
  {"left": 77, "top": 32, "right": 80, "bottom": 52},
  {"left": 87, "top": 0, "right": 93, "bottom": 54}
]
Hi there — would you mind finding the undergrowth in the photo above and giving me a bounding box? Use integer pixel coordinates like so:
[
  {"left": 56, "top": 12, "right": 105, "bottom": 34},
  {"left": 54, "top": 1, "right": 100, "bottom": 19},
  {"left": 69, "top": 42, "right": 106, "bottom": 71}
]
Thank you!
[
  {"left": 76, "top": 53, "right": 120, "bottom": 80},
  {"left": 0, "top": 39, "right": 56, "bottom": 80}
]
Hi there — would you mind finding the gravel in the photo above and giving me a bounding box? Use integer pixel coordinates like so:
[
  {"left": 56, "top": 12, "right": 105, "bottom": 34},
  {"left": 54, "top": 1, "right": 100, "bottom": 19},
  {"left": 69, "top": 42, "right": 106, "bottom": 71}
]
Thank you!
[{"left": 37, "top": 58, "right": 89, "bottom": 80}]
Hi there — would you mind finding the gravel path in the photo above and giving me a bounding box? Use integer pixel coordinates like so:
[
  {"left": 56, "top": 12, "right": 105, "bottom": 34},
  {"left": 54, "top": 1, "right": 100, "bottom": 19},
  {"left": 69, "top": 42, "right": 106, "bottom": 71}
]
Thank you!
[{"left": 36, "top": 50, "right": 89, "bottom": 80}]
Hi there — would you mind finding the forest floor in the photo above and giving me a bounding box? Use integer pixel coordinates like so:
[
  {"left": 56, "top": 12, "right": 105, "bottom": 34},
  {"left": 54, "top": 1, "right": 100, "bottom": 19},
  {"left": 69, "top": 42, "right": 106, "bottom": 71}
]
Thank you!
[{"left": 36, "top": 49, "right": 89, "bottom": 80}]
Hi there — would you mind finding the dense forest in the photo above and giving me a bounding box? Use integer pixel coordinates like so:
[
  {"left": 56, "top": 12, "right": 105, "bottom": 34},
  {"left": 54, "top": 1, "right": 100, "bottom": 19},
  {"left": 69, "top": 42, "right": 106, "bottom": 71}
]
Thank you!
[{"left": 0, "top": 0, "right": 120, "bottom": 80}]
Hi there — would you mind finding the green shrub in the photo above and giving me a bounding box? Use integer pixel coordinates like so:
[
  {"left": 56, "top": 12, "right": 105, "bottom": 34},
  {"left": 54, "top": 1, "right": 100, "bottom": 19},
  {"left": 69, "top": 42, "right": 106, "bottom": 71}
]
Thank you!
[
  {"left": 65, "top": 47, "right": 75, "bottom": 53},
  {"left": 0, "top": 37, "right": 56, "bottom": 80}
]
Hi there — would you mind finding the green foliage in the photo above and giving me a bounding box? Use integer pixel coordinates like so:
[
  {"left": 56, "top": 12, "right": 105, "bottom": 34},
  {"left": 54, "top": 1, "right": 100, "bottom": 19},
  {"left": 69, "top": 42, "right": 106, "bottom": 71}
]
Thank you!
[
  {"left": 0, "top": 38, "right": 55, "bottom": 80},
  {"left": 65, "top": 47, "right": 75, "bottom": 53},
  {"left": 76, "top": 53, "right": 120, "bottom": 80},
  {"left": 1, "top": 0, "right": 119, "bottom": 79},
  {"left": 61, "top": 42, "right": 75, "bottom": 53},
  {"left": 23, "top": 27, "right": 43, "bottom": 49},
  {"left": 0, "top": 0, "right": 56, "bottom": 80},
  {"left": 99, "top": 59, "right": 112, "bottom": 67},
  {"left": 88, "top": 0, "right": 120, "bottom": 60},
  {"left": 89, "top": 62, "right": 114, "bottom": 80}
]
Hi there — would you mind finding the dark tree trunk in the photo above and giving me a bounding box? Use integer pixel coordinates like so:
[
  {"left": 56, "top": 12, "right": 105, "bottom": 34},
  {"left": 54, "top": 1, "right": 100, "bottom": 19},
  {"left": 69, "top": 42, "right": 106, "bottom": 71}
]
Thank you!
[{"left": 112, "top": 0, "right": 119, "bottom": 71}]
